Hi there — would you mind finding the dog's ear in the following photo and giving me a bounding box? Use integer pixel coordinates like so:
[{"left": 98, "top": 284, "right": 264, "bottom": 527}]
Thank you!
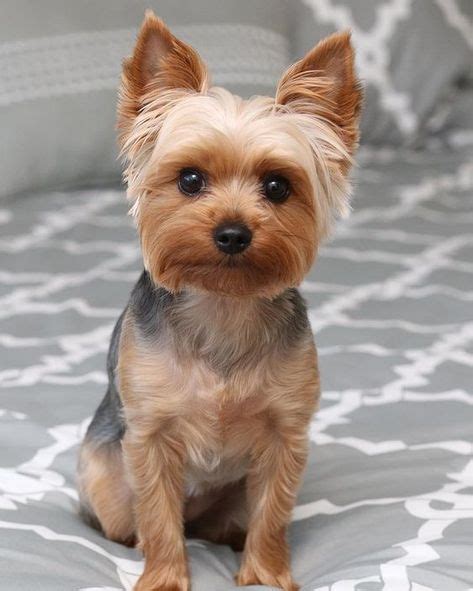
[
  {"left": 276, "top": 31, "right": 362, "bottom": 157},
  {"left": 118, "top": 10, "right": 209, "bottom": 145}
]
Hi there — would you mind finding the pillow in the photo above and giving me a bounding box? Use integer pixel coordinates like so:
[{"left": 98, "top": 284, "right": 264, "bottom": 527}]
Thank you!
[
  {"left": 294, "top": 0, "right": 473, "bottom": 145},
  {"left": 424, "top": 73, "right": 473, "bottom": 149},
  {"left": 0, "top": 0, "right": 291, "bottom": 199}
]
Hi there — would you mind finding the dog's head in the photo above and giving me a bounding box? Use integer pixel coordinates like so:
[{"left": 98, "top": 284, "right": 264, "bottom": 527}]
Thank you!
[{"left": 119, "top": 11, "right": 362, "bottom": 297}]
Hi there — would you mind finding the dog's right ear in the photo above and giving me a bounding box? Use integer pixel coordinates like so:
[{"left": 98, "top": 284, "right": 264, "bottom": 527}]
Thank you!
[{"left": 117, "top": 10, "right": 209, "bottom": 147}]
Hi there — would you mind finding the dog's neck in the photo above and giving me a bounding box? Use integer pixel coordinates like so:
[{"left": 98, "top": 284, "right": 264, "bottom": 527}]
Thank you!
[
  {"left": 169, "top": 288, "right": 309, "bottom": 376},
  {"left": 130, "top": 271, "right": 309, "bottom": 377},
  {"left": 172, "top": 290, "right": 275, "bottom": 338}
]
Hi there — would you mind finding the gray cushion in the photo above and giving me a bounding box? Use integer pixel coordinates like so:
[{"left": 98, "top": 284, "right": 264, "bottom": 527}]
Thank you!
[{"left": 0, "top": 0, "right": 290, "bottom": 199}]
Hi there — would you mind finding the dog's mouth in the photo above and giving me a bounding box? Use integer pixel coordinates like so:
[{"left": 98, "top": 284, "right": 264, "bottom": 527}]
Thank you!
[
  {"left": 148, "top": 234, "right": 306, "bottom": 297},
  {"left": 220, "top": 255, "right": 248, "bottom": 268},
  {"left": 169, "top": 256, "right": 288, "bottom": 298}
]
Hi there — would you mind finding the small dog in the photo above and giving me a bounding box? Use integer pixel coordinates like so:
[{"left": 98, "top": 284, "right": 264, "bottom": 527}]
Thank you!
[{"left": 78, "top": 11, "right": 361, "bottom": 591}]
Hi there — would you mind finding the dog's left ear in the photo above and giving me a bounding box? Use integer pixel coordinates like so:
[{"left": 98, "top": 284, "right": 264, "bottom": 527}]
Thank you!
[
  {"left": 118, "top": 10, "right": 209, "bottom": 146},
  {"left": 276, "top": 31, "right": 362, "bottom": 157}
]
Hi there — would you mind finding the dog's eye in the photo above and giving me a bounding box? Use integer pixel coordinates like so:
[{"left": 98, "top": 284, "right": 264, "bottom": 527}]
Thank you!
[
  {"left": 178, "top": 169, "right": 205, "bottom": 196},
  {"left": 262, "top": 174, "right": 290, "bottom": 203}
]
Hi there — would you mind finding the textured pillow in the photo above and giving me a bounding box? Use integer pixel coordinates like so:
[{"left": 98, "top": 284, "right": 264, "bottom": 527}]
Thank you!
[
  {"left": 294, "top": 0, "right": 473, "bottom": 145},
  {"left": 425, "top": 74, "right": 473, "bottom": 149},
  {"left": 0, "top": 0, "right": 291, "bottom": 199}
]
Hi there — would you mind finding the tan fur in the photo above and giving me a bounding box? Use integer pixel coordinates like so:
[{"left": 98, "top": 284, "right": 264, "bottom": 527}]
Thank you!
[
  {"left": 117, "top": 307, "right": 319, "bottom": 590},
  {"left": 78, "top": 441, "right": 135, "bottom": 545},
  {"left": 132, "top": 95, "right": 321, "bottom": 297},
  {"left": 276, "top": 31, "right": 363, "bottom": 166},
  {"left": 79, "top": 11, "right": 360, "bottom": 591},
  {"left": 118, "top": 10, "right": 209, "bottom": 148}
]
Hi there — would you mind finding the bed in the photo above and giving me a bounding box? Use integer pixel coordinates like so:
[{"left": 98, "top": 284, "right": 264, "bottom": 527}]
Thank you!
[
  {"left": 1, "top": 144, "right": 472, "bottom": 590},
  {"left": 1, "top": 1, "right": 472, "bottom": 589}
]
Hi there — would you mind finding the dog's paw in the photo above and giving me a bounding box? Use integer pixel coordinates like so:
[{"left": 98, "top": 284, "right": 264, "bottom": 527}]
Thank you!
[
  {"left": 134, "top": 572, "right": 190, "bottom": 591},
  {"left": 235, "top": 565, "right": 299, "bottom": 591}
]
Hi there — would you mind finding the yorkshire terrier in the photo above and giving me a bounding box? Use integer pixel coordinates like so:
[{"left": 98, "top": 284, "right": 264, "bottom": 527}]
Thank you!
[{"left": 78, "top": 10, "right": 361, "bottom": 591}]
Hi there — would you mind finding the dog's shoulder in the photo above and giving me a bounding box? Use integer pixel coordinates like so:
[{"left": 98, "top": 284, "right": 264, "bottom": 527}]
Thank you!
[{"left": 127, "top": 270, "right": 173, "bottom": 339}]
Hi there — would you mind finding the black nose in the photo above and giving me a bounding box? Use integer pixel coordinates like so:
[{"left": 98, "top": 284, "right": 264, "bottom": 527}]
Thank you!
[{"left": 213, "top": 223, "right": 252, "bottom": 255}]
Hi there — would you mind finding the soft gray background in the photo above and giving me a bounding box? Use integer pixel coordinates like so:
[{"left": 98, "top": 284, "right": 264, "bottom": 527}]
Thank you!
[
  {"left": 0, "top": 1, "right": 472, "bottom": 590},
  {"left": 1, "top": 0, "right": 472, "bottom": 198}
]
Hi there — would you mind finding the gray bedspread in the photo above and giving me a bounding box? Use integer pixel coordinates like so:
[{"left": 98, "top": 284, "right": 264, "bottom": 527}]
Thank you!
[{"left": 1, "top": 146, "right": 472, "bottom": 590}]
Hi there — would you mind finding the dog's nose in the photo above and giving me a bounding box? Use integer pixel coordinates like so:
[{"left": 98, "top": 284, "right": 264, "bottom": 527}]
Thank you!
[{"left": 213, "top": 223, "right": 252, "bottom": 255}]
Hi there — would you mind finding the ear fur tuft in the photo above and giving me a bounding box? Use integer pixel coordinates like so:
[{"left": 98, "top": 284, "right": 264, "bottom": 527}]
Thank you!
[
  {"left": 117, "top": 10, "right": 209, "bottom": 146},
  {"left": 276, "top": 31, "right": 363, "bottom": 157}
]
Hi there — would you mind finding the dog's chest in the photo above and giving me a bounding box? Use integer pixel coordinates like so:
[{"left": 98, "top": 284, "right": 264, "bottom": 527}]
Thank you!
[
  {"left": 120, "top": 335, "right": 269, "bottom": 493},
  {"left": 119, "top": 301, "right": 279, "bottom": 494},
  {"left": 182, "top": 373, "right": 265, "bottom": 495}
]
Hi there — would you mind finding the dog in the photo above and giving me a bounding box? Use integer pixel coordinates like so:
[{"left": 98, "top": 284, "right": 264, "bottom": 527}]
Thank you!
[{"left": 78, "top": 11, "right": 361, "bottom": 591}]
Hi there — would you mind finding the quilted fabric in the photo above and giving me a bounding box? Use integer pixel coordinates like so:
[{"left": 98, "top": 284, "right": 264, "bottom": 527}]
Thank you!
[{"left": 1, "top": 146, "right": 472, "bottom": 590}]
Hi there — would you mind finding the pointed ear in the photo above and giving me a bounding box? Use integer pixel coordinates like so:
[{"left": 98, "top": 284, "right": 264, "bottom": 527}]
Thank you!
[
  {"left": 276, "top": 31, "right": 362, "bottom": 156},
  {"left": 118, "top": 10, "right": 209, "bottom": 145}
]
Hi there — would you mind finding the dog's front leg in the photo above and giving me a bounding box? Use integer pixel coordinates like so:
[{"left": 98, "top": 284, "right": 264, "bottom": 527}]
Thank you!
[
  {"left": 236, "top": 428, "right": 308, "bottom": 591},
  {"left": 123, "top": 429, "right": 188, "bottom": 591}
]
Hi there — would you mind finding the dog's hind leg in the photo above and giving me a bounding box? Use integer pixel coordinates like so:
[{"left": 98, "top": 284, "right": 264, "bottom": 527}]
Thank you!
[
  {"left": 78, "top": 310, "right": 135, "bottom": 544},
  {"left": 78, "top": 340, "right": 135, "bottom": 547},
  {"left": 78, "top": 437, "right": 135, "bottom": 545}
]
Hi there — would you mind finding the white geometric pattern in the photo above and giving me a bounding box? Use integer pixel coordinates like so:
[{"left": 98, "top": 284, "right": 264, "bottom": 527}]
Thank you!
[
  {"left": 301, "top": 0, "right": 416, "bottom": 134},
  {"left": 0, "top": 145, "right": 472, "bottom": 589},
  {"left": 300, "top": 0, "right": 473, "bottom": 142}
]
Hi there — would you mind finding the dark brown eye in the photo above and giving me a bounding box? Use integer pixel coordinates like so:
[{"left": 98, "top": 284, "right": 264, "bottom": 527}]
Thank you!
[
  {"left": 178, "top": 169, "right": 205, "bottom": 196},
  {"left": 262, "top": 174, "right": 290, "bottom": 203}
]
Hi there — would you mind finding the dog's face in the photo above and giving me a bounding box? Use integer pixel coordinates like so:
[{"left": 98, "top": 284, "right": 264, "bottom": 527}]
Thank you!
[{"left": 119, "top": 12, "right": 361, "bottom": 297}]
